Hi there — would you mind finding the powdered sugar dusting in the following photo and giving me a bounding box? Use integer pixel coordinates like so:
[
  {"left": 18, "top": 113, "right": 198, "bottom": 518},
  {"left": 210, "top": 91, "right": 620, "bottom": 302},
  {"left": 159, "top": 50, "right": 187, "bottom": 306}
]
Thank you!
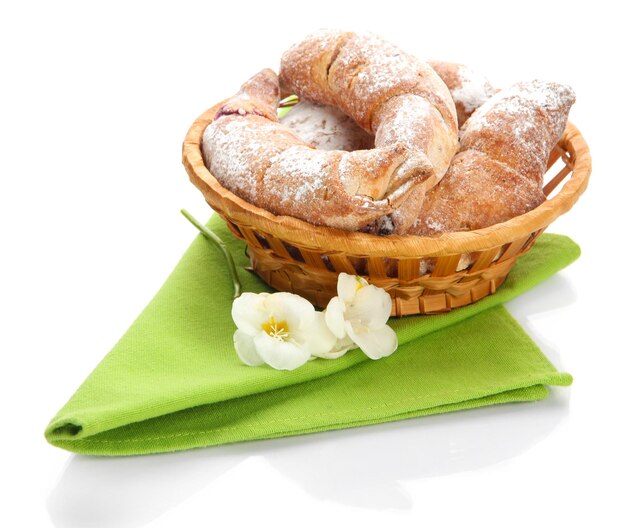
[
  {"left": 203, "top": 118, "right": 280, "bottom": 201},
  {"left": 374, "top": 95, "right": 432, "bottom": 148},
  {"left": 266, "top": 146, "right": 328, "bottom": 203},
  {"left": 451, "top": 64, "right": 496, "bottom": 114},
  {"left": 205, "top": 37, "right": 576, "bottom": 237},
  {"left": 408, "top": 149, "right": 546, "bottom": 236},
  {"left": 465, "top": 80, "right": 575, "bottom": 138},
  {"left": 203, "top": 113, "right": 397, "bottom": 230},
  {"left": 460, "top": 80, "right": 575, "bottom": 181},
  {"left": 374, "top": 93, "right": 457, "bottom": 181},
  {"left": 328, "top": 32, "right": 456, "bottom": 130},
  {"left": 280, "top": 100, "right": 374, "bottom": 151},
  {"left": 425, "top": 219, "right": 445, "bottom": 232},
  {"left": 277, "top": 30, "right": 460, "bottom": 232}
]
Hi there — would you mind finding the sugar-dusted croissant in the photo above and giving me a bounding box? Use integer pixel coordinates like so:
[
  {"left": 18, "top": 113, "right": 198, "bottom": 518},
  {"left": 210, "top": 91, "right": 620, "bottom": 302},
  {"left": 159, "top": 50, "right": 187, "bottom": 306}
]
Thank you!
[
  {"left": 280, "top": 61, "right": 495, "bottom": 152},
  {"left": 427, "top": 61, "right": 497, "bottom": 127},
  {"left": 202, "top": 69, "right": 430, "bottom": 231},
  {"left": 406, "top": 80, "right": 576, "bottom": 235},
  {"left": 280, "top": 30, "right": 459, "bottom": 219}
]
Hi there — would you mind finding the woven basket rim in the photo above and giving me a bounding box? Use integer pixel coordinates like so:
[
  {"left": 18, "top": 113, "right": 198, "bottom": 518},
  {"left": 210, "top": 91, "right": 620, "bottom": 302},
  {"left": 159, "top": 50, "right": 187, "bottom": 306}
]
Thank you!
[{"left": 183, "top": 102, "right": 591, "bottom": 257}]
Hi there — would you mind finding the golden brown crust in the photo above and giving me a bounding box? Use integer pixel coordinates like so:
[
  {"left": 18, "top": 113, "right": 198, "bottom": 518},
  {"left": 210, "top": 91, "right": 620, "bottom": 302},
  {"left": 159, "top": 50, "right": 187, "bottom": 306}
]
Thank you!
[
  {"left": 410, "top": 151, "right": 546, "bottom": 235},
  {"left": 406, "top": 81, "right": 575, "bottom": 235}
]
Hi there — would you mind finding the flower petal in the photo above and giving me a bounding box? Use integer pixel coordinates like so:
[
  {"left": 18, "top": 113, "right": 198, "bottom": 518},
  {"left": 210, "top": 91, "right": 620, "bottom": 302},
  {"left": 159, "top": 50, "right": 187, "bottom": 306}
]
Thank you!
[
  {"left": 324, "top": 297, "right": 347, "bottom": 339},
  {"left": 346, "top": 322, "right": 398, "bottom": 360},
  {"left": 345, "top": 284, "right": 392, "bottom": 329},
  {"left": 337, "top": 273, "right": 362, "bottom": 304},
  {"left": 231, "top": 292, "right": 271, "bottom": 335},
  {"left": 302, "top": 311, "right": 337, "bottom": 357},
  {"left": 267, "top": 292, "right": 316, "bottom": 334},
  {"left": 314, "top": 335, "right": 357, "bottom": 359},
  {"left": 253, "top": 332, "right": 312, "bottom": 370},
  {"left": 233, "top": 329, "right": 264, "bottom": 366}
]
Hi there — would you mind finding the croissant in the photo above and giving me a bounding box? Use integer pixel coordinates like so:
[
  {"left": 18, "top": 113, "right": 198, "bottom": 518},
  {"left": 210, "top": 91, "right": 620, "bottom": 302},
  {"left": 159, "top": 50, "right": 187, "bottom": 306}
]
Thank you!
[
  {"left": 406, "top": 80, "right": 576, "bottom": 235},
  {"left": 202, "top": 69, "right": 428, "bottom": 231},
  {"left": 279, "top": 30, "right": 459, "bottom": 223}
]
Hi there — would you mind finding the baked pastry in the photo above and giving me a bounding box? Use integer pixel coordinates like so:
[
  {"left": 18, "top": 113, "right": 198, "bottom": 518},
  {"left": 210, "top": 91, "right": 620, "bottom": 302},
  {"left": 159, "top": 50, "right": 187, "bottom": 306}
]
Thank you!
[
  {"left": 280, "top": 30, "right": 459, "bottom": 227},
  {"left": 406, "top": 80, "right": 576, "bottom": 235},
  {"left": 202, "top": 69, "right": 427, "bottom": 231},
  {"left": 427, "top": 61, "right": 497, "bottom": 127}
]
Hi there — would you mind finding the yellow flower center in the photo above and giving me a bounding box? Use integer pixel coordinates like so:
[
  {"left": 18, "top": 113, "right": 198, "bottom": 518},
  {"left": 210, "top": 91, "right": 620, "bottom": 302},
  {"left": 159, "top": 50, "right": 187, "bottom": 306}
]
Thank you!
[{"left": 262, "top": 317, "right": 289, "bottom": 341}]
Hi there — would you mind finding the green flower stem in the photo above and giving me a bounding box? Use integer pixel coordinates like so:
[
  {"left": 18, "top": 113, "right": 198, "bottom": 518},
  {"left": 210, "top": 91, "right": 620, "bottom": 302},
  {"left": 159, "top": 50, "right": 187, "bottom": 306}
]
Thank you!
[
  {"left": 277, "top": 94, "right": 299, "bottom": 119},
  {"left": 180, "top": 209, "right": 242, "bottom": 299}
]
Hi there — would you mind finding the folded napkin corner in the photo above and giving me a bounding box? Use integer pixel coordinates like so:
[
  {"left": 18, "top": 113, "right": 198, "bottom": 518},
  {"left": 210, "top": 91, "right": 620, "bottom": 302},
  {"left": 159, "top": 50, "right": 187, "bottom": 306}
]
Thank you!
[{"left": 45, "top": 217, "right": 578, "bottom": 456}]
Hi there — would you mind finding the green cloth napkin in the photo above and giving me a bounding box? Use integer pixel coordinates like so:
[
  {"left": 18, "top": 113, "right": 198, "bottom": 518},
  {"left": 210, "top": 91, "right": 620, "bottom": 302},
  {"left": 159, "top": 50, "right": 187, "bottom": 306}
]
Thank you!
[{"left": 45, "top": 216, "right": 579, "bottom": 456}]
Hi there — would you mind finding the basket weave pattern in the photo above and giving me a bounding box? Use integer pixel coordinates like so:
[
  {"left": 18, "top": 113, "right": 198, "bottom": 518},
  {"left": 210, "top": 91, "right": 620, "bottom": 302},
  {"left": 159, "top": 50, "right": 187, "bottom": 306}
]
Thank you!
[{"left": 183, "top": 103, "right": 591, "bottom": 316}]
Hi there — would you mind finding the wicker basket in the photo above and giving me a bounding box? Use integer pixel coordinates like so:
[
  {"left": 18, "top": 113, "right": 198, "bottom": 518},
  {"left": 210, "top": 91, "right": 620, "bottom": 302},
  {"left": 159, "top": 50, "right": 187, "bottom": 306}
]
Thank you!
[{"left": 182, "top": 101, "right": 591, "bottom": 316}]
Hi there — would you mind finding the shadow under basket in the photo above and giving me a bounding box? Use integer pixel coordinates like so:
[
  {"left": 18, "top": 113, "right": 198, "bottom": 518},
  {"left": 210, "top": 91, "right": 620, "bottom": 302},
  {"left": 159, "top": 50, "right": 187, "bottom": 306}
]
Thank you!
[{"left": 183, "top": 102, "right": 591, "bottom": 316}]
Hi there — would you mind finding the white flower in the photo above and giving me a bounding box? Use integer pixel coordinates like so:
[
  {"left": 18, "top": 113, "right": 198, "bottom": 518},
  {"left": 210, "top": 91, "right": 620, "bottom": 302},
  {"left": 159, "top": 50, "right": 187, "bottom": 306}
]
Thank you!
[
  {"left": 232, "top": 292, "right": 337, "bottom": 370},
  {"left": 324, "top": 274, "right": 398, "bottom": 360}
]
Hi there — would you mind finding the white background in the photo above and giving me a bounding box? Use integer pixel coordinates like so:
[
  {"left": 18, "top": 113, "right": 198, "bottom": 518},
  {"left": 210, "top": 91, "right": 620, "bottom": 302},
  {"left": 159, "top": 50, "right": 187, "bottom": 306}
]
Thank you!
[{"left": 1, "top": 1, "right": 624, "bottom": 526}]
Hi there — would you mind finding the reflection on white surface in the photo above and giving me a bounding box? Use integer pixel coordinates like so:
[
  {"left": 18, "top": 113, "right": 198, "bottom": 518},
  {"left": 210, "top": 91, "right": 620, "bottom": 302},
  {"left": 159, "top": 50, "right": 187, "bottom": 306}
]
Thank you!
[{"left": 47, "top": 275, "right": 575, "bottom": 527}]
